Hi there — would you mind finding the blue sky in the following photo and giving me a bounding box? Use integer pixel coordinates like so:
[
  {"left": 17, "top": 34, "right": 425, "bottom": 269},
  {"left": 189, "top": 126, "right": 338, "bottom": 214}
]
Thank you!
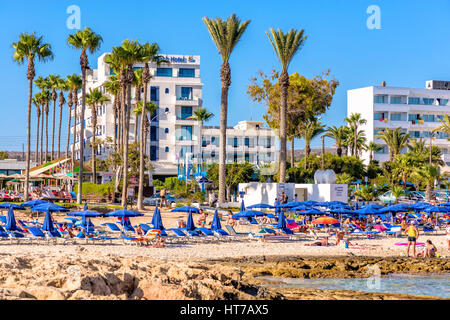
[{"left": 1, "top": 0, "right": 450, "bottom": 151}]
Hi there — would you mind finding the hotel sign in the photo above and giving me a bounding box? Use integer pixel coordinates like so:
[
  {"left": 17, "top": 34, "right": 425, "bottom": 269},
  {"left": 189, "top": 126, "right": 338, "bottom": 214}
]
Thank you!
[{"left": 162, "top": 55, "right": 197, "bottom": 64}]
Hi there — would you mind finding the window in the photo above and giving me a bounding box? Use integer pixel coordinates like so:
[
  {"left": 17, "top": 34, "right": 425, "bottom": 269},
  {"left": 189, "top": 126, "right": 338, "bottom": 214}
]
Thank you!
[
  {"left": 374, "top": 95, "right": 387, "bottom": 103},
  {"left": 409, "top": 131, "right": 421, "bottom": 138},
  {"left": 211, "top": 151, "right": 215, "bottom": 158},
  {"left": 390, "top": 96, "right": 403, "bottom": 104},
  {"left": 408, "top": 114, "right": 420, "bottom": 121},
  {"left": 179, "top": 87, "right": 193, "bottom": 100},
  {"left": 165, "top": 128, "right": 169, "bottom": 134},
  {"left": 211, "top": 136, "right": 219, "bottom": 147},
  {"left": 390, "top": 113, "right": 405, "bottom": 121},
  {"left": 150, "top": 126, "right": 157, "bottom": 141},
  {"left": 179, "top": 126, "right": 193, "bottom": 141},
  {"left": 150, "top": 87, "right": 159, "bottom": 101},
  {"left": 245, "top": 137, "right": 250, "bottom": 147},
  {"left": 178, "top": 68, "right": 195, "bottom": 78},
  {"left": 408, "top": 97, "right": 420, "bottom": 105},
  {"left": 165, "top": 147, "right": 169, "bottom": 153},
  {"left": 423, "top": 98, "right": 434, "bottom": 105},
  {"left": 179, "top": 146, "right": 193, "bottom": 157},
  {"left": 423, "top": 114, "right": 435, "bottom": 122},
  {"left": 165, "top": 88, "right": 169, "bottom": 94},
  {"left": 156, "top": 68, "right": 173, "bottom": 77},
  {"left": 150, "top": 146, "right": 158, "bottom": 161},
  {"left": 180, "top": 106, "right": 193, "bottom": 120},
  {"left": 374, "top": 112, "right": 388, "bottom": 121}
]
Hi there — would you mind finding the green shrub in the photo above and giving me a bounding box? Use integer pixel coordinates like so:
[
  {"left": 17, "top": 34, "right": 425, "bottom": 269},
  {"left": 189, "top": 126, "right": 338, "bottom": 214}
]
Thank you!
[{"left": 73, "top": 182, "right": 114, "bottom": 196}]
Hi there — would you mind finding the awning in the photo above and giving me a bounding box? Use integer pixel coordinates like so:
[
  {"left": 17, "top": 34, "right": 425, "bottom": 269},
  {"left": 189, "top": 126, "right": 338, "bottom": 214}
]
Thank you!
[{"left": 30, "top": 158, "right": 71, "bottom": 178}]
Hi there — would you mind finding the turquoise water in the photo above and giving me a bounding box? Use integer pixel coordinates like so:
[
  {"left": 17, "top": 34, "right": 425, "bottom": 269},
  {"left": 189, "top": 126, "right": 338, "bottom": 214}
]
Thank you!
[{"left": 260, "top": 274, "right": 450, "bottom": 298}]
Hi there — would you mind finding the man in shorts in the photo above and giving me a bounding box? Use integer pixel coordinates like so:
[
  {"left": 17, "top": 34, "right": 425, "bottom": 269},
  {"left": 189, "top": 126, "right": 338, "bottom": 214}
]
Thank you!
[
  {"left": 159, "top": 188, "right": 167, "bottom": 208},
  {"left": 406, "top": 222, "right": 419, "bottom": 258}
]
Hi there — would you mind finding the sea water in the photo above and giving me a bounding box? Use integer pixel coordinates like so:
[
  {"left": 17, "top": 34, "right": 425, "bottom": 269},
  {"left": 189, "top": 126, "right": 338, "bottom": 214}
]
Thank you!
[{"left": 259, "top": 274, "right": 450, "bottom": 299}]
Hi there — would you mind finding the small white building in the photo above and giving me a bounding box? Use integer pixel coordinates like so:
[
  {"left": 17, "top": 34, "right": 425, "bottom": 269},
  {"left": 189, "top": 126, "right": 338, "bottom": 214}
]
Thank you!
[
  {"left": 294, "top": 184, "right": 348, "bottom": 203},
  {"left": 238, "top": 183, "right": 295, "bottom": 207}
]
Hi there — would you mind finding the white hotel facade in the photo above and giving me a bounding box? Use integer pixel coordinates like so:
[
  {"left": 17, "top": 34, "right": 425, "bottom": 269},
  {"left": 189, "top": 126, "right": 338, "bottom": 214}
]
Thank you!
[
  {"left": 348, "top": 80, "right": 450, "bottom": 173},
  {"left": 71, "top": 53, "right": 277, "bottom": 177}
]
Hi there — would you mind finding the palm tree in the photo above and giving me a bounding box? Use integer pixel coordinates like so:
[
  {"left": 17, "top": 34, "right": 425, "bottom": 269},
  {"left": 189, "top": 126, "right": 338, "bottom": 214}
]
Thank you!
[
  {"left": 390, "top": 185, "right": 405, "bottom": 204},
  {"left": 325, "top": 125, "right": 348, "bottom": 157},
  {"left": 56, "top": 78, "right": 68, "bottom": 159},
  {"left": 433, "top": 114, "right": 450, "bottom": 139},
  {"left": 412, "top": 164, "right": 440, "bottom": 201},
  {"left": 365, "top": 141, "right": 382, "bottom": 162},
  {"left": 67, "top": 27, "right": 103, "bottom": 204},
  {"left": 266, "top": 27, "right": 307, "bottom": 182},
  {"left": 32, "top": 94, "right": 41, "bottom": 164},
  {"left": 203, "top": 14, "right": 251, "bottom": 203},
  {"left": 66, "top": 74, "right": 82, "bottom": 164},
  {"left": 86, "top": 88, "right": 110, "bottom": 183},
  {"left": 48, "top": 74, "right": 61, "bottom": 161},
  {"left": 191, "top": 107, "right": 214, "bottom": 167},
  {"left": 344, "top": 113, "right": 367, "bottom": 157},
  {"left": 12, "top": 32, "right": 53, "bottom": 201},
  {"left": 299, "top": 120, "right": 325, "bottom": 169},
  {"left": 354, "top": 185, "right": 378, "bottom": 204},
  {"left": 376, "top": 128, "right": 410, "bottom": 161}
]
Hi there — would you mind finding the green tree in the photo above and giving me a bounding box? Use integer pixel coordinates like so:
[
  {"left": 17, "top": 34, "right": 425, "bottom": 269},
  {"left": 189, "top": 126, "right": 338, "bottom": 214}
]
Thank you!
[
  {"left": 299, "top": 120, "right": 325, "bottom": 169},
  {"left": 365, "top": 141, "right": 382, "bottom": 162},
  {"left": 66, "top": 74, "right": 82, "bottom": 161},
  {"left": 354, "top": 185, "right": 378, "bottom": 203},
  {"left": 0, "top": 151, "right": 8, "bottom": 160},
  {"left": 12, "top": 32, "right": 53, "bottom": 201},
  {"left": 390, "top": 185, "right": 405, "bottom": 204},
  {"left": 203, "top": 14, "right": 251, "bottom": 203},
  {"left": 375, "top": 128, "right": 410, "bottom": 162},
  {"left": 344, "top": 113, "right": 367, "bottom": 158},
  {"left": 325, "top": 125, "right": 349, "bottom": 157},
  {"left": 191, "top": 107, "right": 214, "bottom": 166},
  {"left": 67, "top": 27, "right": 103, "bottom": 204},
  {"left": 411, "top": 164, "right": 440, "bottom": 201}
]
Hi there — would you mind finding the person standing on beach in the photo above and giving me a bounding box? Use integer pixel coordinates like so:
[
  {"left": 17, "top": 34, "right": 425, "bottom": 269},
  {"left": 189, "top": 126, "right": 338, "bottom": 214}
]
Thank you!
[
  {"left": 446, "top": 222, "right": 450, "bottom": 252},
  {"left": 159, "top": 187, "right": 167, "bottom": 208},
  {"left": 406, "top": 222, "right": 419, "bottom": 258}
]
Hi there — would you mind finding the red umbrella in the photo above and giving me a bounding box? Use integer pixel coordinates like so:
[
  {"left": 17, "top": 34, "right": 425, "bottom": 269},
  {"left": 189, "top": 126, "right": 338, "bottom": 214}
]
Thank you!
[{"left": 311, "top": 216, "right": 339, "bottom": 225}]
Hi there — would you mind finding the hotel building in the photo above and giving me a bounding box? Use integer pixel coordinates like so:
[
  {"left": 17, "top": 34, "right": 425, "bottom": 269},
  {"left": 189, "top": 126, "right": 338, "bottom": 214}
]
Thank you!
[
  {"left": 347, "top": 80, "right": 450, "bottom": 173},
  {"left": 71, "top": 53, "right": 277, "bottom": 177}
]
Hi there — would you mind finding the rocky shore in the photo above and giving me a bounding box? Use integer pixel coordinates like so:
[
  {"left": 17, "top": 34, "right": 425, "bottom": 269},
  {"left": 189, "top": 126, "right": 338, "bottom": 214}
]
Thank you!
[{"left": 0, "top": 252, "right": 448, "bottom": 300}]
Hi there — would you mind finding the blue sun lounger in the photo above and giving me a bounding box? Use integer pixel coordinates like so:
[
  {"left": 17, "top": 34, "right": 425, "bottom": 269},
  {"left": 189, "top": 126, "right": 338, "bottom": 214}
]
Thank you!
[{"left": 102, "top": 223, "right": 121, "bottom": 232}]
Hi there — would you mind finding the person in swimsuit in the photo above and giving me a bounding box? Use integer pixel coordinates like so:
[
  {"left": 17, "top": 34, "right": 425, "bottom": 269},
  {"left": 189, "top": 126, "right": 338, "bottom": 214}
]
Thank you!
[
  {"left": 446, "top": 222, "right": 450, "bottom": 252},
  {"left": 159, "top": 188, "right": 167, "bottom": 209},
  {"left": 406, "top": 222, "right": 419, "bottom": 258},
  {"left": 425, "top": 240, "right": 437, "bottom": 258}
]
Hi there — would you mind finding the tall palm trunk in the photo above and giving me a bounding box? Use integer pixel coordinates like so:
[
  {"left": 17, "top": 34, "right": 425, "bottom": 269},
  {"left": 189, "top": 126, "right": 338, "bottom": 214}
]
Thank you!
[
  {"left": 40, "top": 107, "right": 44, "bottom": 164},
  {"left": 91, "top": 105, "right": 97, "bottom": 184},
  {"left": 66, "top": 92, "right": 73, "bottom": 158},
  {"left": 278, "top": 70, "right": 289, "bottom": 183},
  {"left": 51, "top": 91, "right": 56, "bottom": 161},
  {"left": 290, "top": 138, "right": 294, "bottom": 168},
  {"left": 121, "top": 67, "right": 133, "bottom": 206},
  {"left": 198, "top": 120, "right": 203, "bottom": 167},
  {"left": 137, "top": 65, "right": 150, "bottom": 210},
  {"left": 57, "top": 91, "right": 64, "bottom": 159},
  {"left": 77, "top": 49, "right": 88, "bottom": 205},
  {"left": 134, "top": 85, "right": 142, "bottom": 143},
  {"left": 35, "top": 109, "right": 40, "bottom": 163},
  {"left": 72, "top": 90, "right": 78, "bottom": 173},
  {"left": 24, "top": 59, "right": 35, "bottom": 202},
  {"left": 45, "top": 104, "right": 49, "bottom": 162},
  {"left": 218, "top": 63, "right": 231, "bottom": 203},
  {"left": 113, "top": 95, "right": 118, "bottom": 152}
]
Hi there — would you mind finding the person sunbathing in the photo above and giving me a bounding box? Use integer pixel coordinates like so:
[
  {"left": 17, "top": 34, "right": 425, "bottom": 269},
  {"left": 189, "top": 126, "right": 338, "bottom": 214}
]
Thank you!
[
  {"left": 305, "top": 237, "right": 331, "bottom": 247},
  {"left": 153, "top": 235, "right": 165, "bottom": 248},
  {"left": 424, "top": 240, "right": 437, "bottom": 258},
  {"left": 60, "top": 222, "right": 75, "bottom": 238},
  {"left": 197, "top": 210, "right": 207, "bottom": 227},
  {"left": 176, "top": 219, "right": 186, "bottom": 229}
]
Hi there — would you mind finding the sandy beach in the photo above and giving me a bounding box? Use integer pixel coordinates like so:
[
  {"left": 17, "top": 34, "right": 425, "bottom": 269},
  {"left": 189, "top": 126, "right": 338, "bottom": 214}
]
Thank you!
[{"left": 0, "top": 206, "right": 448, "bottom": 300}]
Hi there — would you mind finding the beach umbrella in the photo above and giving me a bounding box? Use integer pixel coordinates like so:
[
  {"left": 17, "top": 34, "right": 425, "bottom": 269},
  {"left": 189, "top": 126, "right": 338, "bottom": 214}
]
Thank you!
[
  {"left": 171, "top": 206, "right": 200, "bottom": 213},
  {"left": 0, "top": 203, "right": 26, "bottom": 210},
  {"left": 186, "top": 210, "right": 196, "bottom": 231},
  {"left": 274, "top": 199, "right": 281, "bottom": 214},
  {"left": 298, "top": 200, "right": 319, "bottom": 207},
  {"left": 42, "top": 209, "right": 55, "bottom": 232},
  {"left": 354, "top": 206, "right": 381, "bottom": 215},
  {"left": 287, "top": 205, "right": 311, "bottom": 212},
  {"left": 240, "top": 200, "right": 246, "bottom": 212},
  {"left": 232, "top": 210, "right": 266, "bottom": 219},
  {"left": 106, "top": 206, "right": 144, "bottom": 217},
  {"left": 5, "top": 206, "right": 19, "bottom": 231},
  {"left": 439, "top": 202, "right": 450, "bottom": 207},
  {"left": 312, "top": 216, "right": 339, "bottom": 225},
  {"left": 152, "top": 207, "right": 165, "bottom": 231},
  {"left": 150, "top": 206, "right": 159, "bottom": 226},
  {"left": 378, "top": 204, "right": 411, "bottom": 213},
  {"left": 211, "top": 210, "right": 221, "bottom": 231},
  {"left": 31, "top": 203, "right": 69, "bottom": 212},
  {"left": 278, "top": 201, "right": 305, "bottom": 208},
  {"left": 424, "top": 206, "right": 450, "bottom": 213},
  {"left": 277, "top": 211, "right": 287, "bottom": 230},
  {"left": 296, "top": 208, "right": 324, "bottom": 215},
  {"left": 247, "top": 203, "right": 274, "bottom": 209},
  {"left": 21, "top": 200, "right": 51, "bottom": 207},
  {"left": 329, "top": 208, "right": 355, "bottom": 214},
  {"left": 361, "top": 204, "right": 384, "bottom": 210}
]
